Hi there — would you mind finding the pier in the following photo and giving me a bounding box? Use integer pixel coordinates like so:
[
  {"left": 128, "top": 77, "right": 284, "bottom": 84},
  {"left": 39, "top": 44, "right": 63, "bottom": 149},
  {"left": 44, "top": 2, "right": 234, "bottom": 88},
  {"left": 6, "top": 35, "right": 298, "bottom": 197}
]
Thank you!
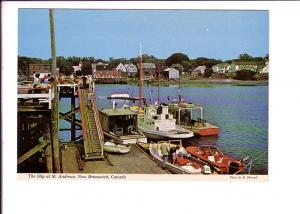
[{"left": 17, "top": 82, "right": 167, "bottom": 174}]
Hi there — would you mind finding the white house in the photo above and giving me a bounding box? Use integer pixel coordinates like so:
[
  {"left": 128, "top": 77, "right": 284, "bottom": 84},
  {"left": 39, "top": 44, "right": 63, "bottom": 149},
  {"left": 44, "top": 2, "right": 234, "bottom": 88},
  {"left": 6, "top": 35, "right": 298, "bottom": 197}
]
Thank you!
[
  {"left": 72, "top": 61, "right": 82, "bottom": 73},
  {"left": 163, "top": 68, "right": 179, "bottom": 79},
  {"left": 212, "top": 63, "right": 231, "bottom": 73},
  {"left": 126, "top": 63, "right": 138, "bottom": 77},
  {"left": 115, "top": 63, "right": 127, "bottom": 73},
  {"left": 191, "top": 65, "right": 206, "bottom": 76},
  {"left": 261, "top": 61, "right": 269, "bottom": 73}
]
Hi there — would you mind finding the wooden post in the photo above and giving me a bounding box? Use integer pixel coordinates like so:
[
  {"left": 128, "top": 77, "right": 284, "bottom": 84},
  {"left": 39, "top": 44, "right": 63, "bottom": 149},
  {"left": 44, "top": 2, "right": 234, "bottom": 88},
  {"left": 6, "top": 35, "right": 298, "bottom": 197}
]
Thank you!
[
  {"left": 44, "top": 124, "right": 53, "bottom": 173},
  {"left": 71, "top": 92, "right": 76, "bottom": 143},
  {"left": 49, "top": 9, "right": 61, "bottom": 173}
]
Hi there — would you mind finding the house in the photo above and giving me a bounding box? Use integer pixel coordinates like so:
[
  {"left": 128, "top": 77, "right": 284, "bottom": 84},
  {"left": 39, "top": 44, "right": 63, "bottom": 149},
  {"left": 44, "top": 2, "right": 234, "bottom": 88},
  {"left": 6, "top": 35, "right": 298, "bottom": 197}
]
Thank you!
[
  {"left": 137, "top": 63, "right": 156, "bottom": 79},
  {"left": 212, "top": 63, "right": 231, "bottom": 73},
  {"left": 72, "top": 61, "right": 82, "bottom": 73},
  {"left": 163, "top": 68, "right": 180, "bottom": 79},
  {"left": 231, "top": 61, "right": 259, "bottom": 72},
  {"left": 28, "top": 64, "right": 51, "bottom": 78},
  {"left": 261, "top": 60, "right": 269, "bottom": 73},
  {"left": 92, "top": 62, "right": 109, "bottom": 78},
  {"left": 115, "top": 63, "right": 127, "bottom": 73},
  {"left": 126, "top": 63, "right": 138, "bottom": 77},
  {"left": 94, "top": 70, "right": 122, "bottom": 79},
  {"left": 191, "top": 66, "right": 206, "bottom": 76}
]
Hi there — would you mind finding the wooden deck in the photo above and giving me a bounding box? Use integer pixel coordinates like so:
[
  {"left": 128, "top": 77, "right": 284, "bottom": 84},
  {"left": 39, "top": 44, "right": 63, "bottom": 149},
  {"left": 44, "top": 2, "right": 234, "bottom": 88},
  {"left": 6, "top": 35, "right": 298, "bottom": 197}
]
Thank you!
[{"left": 61, "top": 144, "right": 168, "bottom": 174}]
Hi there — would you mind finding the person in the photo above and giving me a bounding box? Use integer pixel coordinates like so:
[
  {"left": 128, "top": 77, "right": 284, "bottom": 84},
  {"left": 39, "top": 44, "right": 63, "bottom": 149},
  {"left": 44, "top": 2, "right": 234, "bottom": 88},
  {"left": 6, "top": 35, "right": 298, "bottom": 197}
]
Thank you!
[
  {"left": 172, "top": 146, "right": 180, "bottom": 164},
  {"left": 159, "top": 141, "right": 170, "bottom": 169},
  {"left": 58, "top": 73, "right": 65, "bottom": 84},
  {"left": 88, "top": 94, "right": 93, "bottom": 109},
  {"left": 33, "top": 73, "right": 40, "bottom": 88}
]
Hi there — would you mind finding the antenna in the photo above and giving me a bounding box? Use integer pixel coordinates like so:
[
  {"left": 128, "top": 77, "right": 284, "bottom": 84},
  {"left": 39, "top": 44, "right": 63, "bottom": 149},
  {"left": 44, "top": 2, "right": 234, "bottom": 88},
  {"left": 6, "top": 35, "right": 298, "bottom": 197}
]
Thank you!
[{"left": 139, "top": 42, "right": 143, "bottom": 110}]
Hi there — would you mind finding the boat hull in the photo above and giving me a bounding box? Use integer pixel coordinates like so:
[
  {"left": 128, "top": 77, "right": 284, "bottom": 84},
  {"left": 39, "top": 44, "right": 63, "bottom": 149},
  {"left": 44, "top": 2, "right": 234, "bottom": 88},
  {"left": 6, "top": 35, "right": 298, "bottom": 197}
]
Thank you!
[
  {"left": 103, "top": 142, "right": 131, "bottom": 154},
  {"left": 149, "top": 144, "right": 203, "bottom": 174},
  {"left": 181, "top": 124, "right": 219, "bottom": 136},
  {"left": 103, "top": 131, "right": 147, "bottom": 145},
  {"left": 140, "top": 128, "right": 194, "bottom": 140}
]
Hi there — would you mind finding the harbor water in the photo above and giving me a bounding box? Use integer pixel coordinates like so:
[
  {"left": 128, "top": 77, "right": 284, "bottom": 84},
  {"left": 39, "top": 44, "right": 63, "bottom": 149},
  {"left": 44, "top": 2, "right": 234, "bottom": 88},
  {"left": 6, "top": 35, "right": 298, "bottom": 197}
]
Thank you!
[{"left": 59, "top": 83, "right": 268, "bottom": 175}]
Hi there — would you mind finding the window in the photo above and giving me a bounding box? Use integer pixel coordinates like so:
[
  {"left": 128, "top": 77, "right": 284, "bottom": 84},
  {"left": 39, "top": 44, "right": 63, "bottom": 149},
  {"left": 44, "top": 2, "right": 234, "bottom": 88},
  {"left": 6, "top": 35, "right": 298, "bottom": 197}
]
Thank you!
[{"left": 165, "top": 114, "right": 169, "bottom": 119}]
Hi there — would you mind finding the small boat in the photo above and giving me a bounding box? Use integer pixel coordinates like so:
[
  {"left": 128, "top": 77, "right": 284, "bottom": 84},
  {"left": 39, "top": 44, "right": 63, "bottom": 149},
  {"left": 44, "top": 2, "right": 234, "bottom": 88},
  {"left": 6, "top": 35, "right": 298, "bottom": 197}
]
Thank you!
[
  {"left": 149, "top": 140, "right": 211, "bottom": 174},
  {"left": 186, "top": 145, "right": 245, "bottom": 174},
  {"left": 98, "top": 105, "right": 147, "bottom": 145},
  {"left": 138, "top": 104, "right": 194, "bottom": 140},
  {"left": 103, "top": 141, "right": 131, "bottom": 154},
  {"left": 168, "top": 102, "right": 220, "bottom": 136}
]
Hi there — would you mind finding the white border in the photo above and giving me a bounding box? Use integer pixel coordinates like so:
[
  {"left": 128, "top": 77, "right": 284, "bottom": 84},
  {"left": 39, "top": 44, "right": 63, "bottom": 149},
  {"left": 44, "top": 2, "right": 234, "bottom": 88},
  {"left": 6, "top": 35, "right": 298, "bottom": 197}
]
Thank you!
[{"left": 3, "top": 1, "right": 300, "bottom": 214}]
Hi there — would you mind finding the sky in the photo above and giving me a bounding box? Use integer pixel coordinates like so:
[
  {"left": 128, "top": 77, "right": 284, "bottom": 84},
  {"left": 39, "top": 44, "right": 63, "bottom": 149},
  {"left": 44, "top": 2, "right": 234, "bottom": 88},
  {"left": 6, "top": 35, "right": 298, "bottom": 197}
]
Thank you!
[{"left": 18, "top": 9, "right": 269, "bottom": 61}]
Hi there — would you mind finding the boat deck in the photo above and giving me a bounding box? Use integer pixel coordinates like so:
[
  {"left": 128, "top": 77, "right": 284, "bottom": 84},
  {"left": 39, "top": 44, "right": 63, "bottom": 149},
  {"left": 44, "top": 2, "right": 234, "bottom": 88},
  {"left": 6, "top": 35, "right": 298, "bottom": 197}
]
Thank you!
[{"left": 61, "top": 144, "right": 168, "bottom": 174}]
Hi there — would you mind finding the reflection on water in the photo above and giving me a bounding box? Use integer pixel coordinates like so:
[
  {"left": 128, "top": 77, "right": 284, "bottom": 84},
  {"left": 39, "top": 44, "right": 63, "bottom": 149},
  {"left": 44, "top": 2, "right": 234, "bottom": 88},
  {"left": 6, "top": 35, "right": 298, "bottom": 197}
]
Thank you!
[{"left": 59, "top": 84, "right": 268, "bottom": 174}]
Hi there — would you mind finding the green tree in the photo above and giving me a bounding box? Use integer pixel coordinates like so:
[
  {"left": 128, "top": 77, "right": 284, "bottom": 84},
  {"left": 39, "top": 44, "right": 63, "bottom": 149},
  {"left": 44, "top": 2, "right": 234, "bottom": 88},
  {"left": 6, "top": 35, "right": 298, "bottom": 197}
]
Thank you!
[
  {"left": 238, "top": 53, "right": 254, "bottom": 61},
  {"left": 165, "top": 53, "right": 189, "bottom": 66},
  {"left": 81, "top": 62, "right": 92, "bottom": 75},
  {"left": 235, "top": 69, "right": 257, "bottom": 80}
]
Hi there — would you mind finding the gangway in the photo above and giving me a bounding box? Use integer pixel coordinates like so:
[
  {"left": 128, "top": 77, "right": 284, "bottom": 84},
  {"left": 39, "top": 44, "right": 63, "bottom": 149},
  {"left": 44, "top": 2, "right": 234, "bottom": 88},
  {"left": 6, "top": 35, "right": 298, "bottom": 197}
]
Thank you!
[{"left": 78, "top": 87, "right": 104, "bottom": 160}]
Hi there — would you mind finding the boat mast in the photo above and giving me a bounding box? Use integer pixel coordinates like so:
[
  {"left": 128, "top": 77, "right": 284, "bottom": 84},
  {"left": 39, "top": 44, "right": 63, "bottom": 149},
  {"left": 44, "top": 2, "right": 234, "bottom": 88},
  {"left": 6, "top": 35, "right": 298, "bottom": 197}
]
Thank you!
[
  {"left": 157, "top": 63, "right": 160, "bottom": 105},
  {"left": 139, "top": 43, "right": 143, "bottom": 110}
]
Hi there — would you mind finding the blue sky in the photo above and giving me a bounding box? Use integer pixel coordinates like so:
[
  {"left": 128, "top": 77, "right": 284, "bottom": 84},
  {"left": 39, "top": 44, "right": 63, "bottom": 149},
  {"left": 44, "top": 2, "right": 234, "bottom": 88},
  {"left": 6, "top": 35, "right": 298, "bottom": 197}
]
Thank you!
[{"left": 18, "top": 9, "right": 268, "bottom": 61}]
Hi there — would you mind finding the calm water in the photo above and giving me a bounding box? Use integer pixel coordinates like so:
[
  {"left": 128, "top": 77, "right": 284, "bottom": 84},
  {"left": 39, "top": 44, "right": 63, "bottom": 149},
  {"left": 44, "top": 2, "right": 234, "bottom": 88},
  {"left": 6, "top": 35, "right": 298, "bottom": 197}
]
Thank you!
[{"left": 59, "top": 83, "right": 268, "bottom": 174}]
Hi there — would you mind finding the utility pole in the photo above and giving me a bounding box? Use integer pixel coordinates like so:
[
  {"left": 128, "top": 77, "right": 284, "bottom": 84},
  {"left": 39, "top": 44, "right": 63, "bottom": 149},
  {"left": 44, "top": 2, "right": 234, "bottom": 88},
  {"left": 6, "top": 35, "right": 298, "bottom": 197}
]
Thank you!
[
  {"left": 49, "top": 9, "right": 61, "bottom": 173},
  {"left": 139, "top": 43, "right": 143, "bottom": 110}
]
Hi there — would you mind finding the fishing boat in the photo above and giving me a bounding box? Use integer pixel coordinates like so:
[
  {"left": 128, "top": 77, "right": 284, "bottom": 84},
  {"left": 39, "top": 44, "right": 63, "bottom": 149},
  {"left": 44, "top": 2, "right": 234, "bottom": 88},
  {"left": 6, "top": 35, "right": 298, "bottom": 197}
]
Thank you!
[
  {"left": 103, "top": 141, "right": 131, "bottom": 154},
  {"left": 168, "top": 102, "right": 220, "bottom": 136},
  {"left": 149, "top": 140, "right": 211, "bottom": 174},
  {"left": 186, "top": 145, "right": 245, "bottom": 174},
  {"left": 138, "top": 104, "right": 194, "bottom": 140},
  {"left": 98, "top": 103, "right": 147, "bottom": 145}
]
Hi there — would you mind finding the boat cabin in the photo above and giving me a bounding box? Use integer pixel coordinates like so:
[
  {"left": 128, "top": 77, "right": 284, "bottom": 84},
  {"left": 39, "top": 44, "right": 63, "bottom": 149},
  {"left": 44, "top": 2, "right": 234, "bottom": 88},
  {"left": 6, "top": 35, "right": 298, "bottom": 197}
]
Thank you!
[
  {"left": 169, "top": 103, "right": 204, "bottom": 125},
  {"left": 144, "top": 105, "right": 177, "bottom": 131},
  {"left": 99, "top": 109, "right": 138, "bottom": 136}
]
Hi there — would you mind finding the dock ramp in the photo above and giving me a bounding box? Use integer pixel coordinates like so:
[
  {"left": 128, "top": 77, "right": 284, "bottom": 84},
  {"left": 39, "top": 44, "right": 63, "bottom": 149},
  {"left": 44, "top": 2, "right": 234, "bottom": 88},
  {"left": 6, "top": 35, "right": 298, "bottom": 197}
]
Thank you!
[{"left": 78, "top": 88, "right": 104, "bottom": 160}]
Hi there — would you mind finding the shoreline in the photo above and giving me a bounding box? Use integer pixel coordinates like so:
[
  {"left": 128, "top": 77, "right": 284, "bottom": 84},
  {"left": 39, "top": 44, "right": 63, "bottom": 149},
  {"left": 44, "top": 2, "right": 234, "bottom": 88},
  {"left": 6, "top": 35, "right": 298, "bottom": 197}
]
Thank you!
[{"left": 94, "top": 78, "right": 269, "bottom": 86}]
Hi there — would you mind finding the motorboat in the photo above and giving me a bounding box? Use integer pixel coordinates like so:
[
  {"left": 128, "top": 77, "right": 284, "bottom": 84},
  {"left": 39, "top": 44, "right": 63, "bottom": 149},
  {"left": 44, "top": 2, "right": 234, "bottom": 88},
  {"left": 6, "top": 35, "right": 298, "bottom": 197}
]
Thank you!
[
  {"left": 149, "top": 140, "right": 211, "bottom": 174},
  {"left": 186, "top": 145, "right": 245, "bottom": 174},
  {"left": 138, "top": 104, "right": 194, "bottom": 140}
]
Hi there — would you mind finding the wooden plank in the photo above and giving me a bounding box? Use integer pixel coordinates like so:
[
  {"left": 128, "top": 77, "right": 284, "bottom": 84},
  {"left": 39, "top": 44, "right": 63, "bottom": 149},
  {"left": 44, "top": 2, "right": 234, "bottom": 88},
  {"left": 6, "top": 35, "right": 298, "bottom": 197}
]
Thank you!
[{"left": 17, "top": 140, "right": 49, "bottom": 165}]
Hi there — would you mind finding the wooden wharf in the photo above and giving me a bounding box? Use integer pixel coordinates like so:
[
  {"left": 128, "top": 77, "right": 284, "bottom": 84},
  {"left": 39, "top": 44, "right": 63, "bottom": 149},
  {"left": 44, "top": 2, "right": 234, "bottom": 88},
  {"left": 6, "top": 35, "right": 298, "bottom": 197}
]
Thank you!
[{"left": 17, "top": 82, "right": 167, "bottom": 174}]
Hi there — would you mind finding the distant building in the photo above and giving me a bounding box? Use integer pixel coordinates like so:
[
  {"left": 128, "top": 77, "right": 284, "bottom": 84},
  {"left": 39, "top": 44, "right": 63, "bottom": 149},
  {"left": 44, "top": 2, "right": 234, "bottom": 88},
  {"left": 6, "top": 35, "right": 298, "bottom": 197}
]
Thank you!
[
  {"left": 92, "top": 62, "right": 109, "bottom": 78},
  {"left": 28, "top": 64, "right": 51, "bottom": 78},
  {"left": 115, "top": 63, "right": 127, "bottom": 73},
  {"left": 94, "top": 70, "right": 122, "bottom": 79},
  {"left": 163, "top": 68, "right": 179, "bottom": 79},
  {"left": 261, "top": 60, "right": 269, "bottom": 73},
  {"left": 212, "top": 63, "right": 231, "bottom": 73},
  {"left": 191, "top": 66, "right": 206, "bottom": 76},
  {"left": 231, "top": 61, "right": 259, "bottom": 72},
  {"left": 126, "top": 63, "right": 138, "bottom": 77},
  {"left": 137, "top": 63, "right": 156, "bottom": 79},
  {"left": 72, "top": 61, "right": 82, "bottom": 73}
]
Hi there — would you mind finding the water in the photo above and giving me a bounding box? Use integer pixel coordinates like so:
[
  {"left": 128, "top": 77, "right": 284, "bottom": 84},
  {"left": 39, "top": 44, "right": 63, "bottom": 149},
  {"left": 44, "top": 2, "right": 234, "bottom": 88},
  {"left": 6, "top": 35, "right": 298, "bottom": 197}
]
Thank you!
[{"left": 59, "top": 83, "right": 268, "bottom": 174}]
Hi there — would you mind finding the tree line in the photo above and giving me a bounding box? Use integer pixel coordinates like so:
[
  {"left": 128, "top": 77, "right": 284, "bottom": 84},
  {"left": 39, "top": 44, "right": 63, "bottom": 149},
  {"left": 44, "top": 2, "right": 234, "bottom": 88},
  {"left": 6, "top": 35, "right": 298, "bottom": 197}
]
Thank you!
[{"left": 18, "top": 52, "right": 268, "bottom": 78}]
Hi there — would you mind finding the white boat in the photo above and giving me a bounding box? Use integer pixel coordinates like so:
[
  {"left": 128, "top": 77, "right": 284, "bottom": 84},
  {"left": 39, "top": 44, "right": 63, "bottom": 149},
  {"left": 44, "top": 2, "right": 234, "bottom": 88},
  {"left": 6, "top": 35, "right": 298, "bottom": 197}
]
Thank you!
[
  {"left": 103, "top": 141, "right": 131, "bottom": 154},
  {"left": 98, "top": 107, "right": 147, "bottom": 145},
  {"left": 138, "top": 104, "right": 194, "bottom": 140},
  {"left": 149, "top": 141, "right": 210, "bottom": 174}
]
